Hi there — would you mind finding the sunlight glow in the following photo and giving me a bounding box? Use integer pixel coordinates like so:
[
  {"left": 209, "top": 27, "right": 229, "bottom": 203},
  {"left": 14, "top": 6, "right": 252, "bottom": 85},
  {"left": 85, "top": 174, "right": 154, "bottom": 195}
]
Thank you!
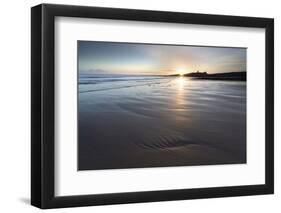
[
  {"left": 176, "top": 76, "right": 185, "bottom": 91},
  {"left": 176, "top": 67, "right": 185, "bottom": 76}
]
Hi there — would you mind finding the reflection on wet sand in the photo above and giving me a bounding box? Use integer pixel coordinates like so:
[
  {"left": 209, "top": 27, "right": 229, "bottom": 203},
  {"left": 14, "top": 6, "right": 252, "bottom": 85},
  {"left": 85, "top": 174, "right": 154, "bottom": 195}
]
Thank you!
[{"left": 78, "top": 76, "right": 246, "bottom": 170}]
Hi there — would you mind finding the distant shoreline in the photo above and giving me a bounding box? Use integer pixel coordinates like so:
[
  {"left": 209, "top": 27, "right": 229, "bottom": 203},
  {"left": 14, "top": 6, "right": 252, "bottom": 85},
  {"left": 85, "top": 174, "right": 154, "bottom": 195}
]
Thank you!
[
  {"left": 169, "top": 71, "right": 246, "bottom": 81},
  {"left": 79, "top": 71, "right": 246, "bottom": 81}
]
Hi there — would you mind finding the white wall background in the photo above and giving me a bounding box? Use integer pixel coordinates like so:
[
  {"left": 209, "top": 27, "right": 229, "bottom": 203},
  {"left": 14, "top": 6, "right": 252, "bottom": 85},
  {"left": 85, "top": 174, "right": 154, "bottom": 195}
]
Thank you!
[{"left": 0, "top": 0, "right": 279, "bottom": 212}]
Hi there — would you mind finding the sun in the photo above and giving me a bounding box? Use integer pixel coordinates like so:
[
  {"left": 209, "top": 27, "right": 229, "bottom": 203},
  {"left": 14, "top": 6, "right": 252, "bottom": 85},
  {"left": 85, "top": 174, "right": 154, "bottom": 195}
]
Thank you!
[{"left": 176, "top": 67, "right": 185, "bottom": 76}]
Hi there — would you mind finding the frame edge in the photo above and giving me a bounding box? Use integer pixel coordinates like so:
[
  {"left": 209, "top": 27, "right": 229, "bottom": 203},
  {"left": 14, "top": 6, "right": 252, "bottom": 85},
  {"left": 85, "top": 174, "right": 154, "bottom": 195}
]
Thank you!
[
  {"left": 31, "top": 4, "right": 43, "bottom": 208},
  {"left": 265, "top": 18, "right": 274, "bottom": 194}
]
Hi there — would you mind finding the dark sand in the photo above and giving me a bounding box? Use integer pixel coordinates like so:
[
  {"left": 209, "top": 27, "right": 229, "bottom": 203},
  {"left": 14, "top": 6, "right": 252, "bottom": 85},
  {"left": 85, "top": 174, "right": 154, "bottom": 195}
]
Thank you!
[{"left": 78, "top": 76, "right": 246, "bottom": 170}]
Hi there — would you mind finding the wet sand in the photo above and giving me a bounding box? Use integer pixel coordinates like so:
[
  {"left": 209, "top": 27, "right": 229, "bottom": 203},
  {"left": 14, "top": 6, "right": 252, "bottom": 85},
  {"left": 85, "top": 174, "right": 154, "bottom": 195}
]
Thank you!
[{"left": 78, "top": 76, "right": 246, "bottom": 170}]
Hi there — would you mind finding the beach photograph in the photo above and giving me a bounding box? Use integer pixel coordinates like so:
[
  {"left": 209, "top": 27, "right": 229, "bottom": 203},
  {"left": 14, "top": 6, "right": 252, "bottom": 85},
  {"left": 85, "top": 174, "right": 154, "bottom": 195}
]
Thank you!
[{"left": 78, "top": 41, "right": 247, "bottom": 170}]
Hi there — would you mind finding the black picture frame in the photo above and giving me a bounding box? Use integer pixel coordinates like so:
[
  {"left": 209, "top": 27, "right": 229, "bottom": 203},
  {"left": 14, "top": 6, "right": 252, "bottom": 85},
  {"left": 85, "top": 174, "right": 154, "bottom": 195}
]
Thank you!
[{"left": 31, "top": 3, "right": 274, "bottom": 209}]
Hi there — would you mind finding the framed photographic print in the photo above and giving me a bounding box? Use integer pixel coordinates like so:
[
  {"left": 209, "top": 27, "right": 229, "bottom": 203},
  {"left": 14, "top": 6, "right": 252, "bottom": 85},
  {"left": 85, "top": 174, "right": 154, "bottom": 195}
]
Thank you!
[{"left": 31, "top": 4, "right": 274, "bottom": 209}]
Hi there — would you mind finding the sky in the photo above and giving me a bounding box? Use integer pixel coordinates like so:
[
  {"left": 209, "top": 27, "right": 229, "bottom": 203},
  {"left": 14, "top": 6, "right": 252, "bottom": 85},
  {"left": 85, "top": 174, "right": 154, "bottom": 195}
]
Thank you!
[{"left": 78, "top": 41, "right": 246, "bottom": 76}]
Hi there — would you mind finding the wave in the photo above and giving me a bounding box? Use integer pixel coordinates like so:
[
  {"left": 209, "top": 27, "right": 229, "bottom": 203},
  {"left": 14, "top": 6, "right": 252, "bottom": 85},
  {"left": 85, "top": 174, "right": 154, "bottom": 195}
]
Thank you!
[
  {"left": 79, "top": 76, "right": 166, "bottom": 85},
  {"left": 79, "top": 76, "right": 173, "bottom": 93}
]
